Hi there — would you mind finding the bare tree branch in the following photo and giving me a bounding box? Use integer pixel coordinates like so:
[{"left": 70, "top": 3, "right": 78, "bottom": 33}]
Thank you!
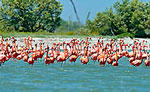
[
  {"left": 86, "top": 12, "right": 90, "bottom": 22},
  {"left": 69, "top": 0, "right": 81, "bottom": 27}
]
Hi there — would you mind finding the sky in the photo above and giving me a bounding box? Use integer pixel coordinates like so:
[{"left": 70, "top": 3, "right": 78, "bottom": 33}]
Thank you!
[{"left": 58, "top": 0, "right": 150, "bottom": 23}]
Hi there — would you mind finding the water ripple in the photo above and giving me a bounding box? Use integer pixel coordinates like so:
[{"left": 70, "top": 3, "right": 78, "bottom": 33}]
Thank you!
[{"left": 1, "top": 58, "right": 150, "bottom": 92}]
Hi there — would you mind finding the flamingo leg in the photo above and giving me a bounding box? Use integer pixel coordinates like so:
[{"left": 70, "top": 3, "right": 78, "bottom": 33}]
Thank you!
[
  {"left": 61, "top": 62, "right": 63, "bottom": 67},
  {"left": 94, "top": 60, "right": 96, "bottom": 64}
]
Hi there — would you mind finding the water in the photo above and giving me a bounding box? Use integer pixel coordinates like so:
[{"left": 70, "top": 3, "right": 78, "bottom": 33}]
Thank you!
[{"left": 1, "top": 57, "right": 150, "bottom": 92}]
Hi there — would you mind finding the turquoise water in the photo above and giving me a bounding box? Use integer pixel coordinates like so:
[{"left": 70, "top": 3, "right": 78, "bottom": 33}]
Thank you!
[{"left": 1, "top": 57, "right": 150, "bottom": 92}]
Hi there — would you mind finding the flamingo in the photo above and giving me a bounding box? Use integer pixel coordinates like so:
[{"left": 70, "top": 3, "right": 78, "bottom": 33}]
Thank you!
[
  {"left": 69, "top": 42, "right": 79, "bottom": 63},
  {"left": 57, "top": 41, "right": 67, "bottom": 66},
  {"left": 12, "top": 46, "right": 18, "bottom": 59},
  {"left": 81, "top": 46, "right": 89, "bottom": 64},
  {"left": 33, "top": 44, "right": 38, "bottom": 61},
  {"left": 23, "top": 51, "right": 29, "bottom": 62},
  {"left": 91, "top": 43, "right": 99, "bottom": 63},
  {"left": 28, "top": 48, "right": 34, "bottom": 65},
  {"left": 1, "top": 36, "right": 150, "bottom": 68},
  {"left": 0, "top": 54, "right": 7, "bottom": 64},
  {"left": 112, "top": 47, "right": 118, "bottom": 66},
  {"left": 49, "top": 47, "right": 55, "bottom": 64},
  {"left": 45, "top": 46, "right": 50, "bottom": 65},
  {"left": 16, "top": 53, "right": 24, "bottom": 60},
  {"left": 107, "top": 51, "right": 113, "bottom": 64},
  {"left": 129, "top": 47, "right": 136, "bottom": 64},
  {"left": 98, "top": 49, "right": 106, "bottom": 66},
  {"left": 144, "top": 52, "right": 150, "bottom": 67},
  {"left": 37, "top": 42, "right": 43, "bottom": 61},
  {"left": 142, "top": 45, "right": 147, "bottom": 59},
  {"left": 131, "top": 49, "right": 143, "bottom": 67}
]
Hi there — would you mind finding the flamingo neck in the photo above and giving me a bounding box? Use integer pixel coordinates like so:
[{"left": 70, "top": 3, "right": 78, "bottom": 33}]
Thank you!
[
  {"left": 105, "top": 43, "right": 108, "bottom": 49},
  {"left": 80, "top": 43, "right": 82, "bottom": 51},
  {"left": 119, "top": 42, "right": 123, "bottom": 51},
  {"left": 27, "top": 40, "right": 29, "bottom": 50},
  {"left": 40, "top": 45, "right": 42, "bottom": 54},
  {"left": 75, "top": 44, "right": 78, "bottom": 56},
  {"left": 63, "top": 43, "right": 65, "bottom": 50},
  {"left": 97, "top": 47, "right": 99, "bottom": 55},
  {"left": 43, "top": 45, "right": 45, "bottom": 53},
  {"left": 116, "top": 49, "right": 118, "bottom": 63},
  {"left": 46, "top": 51, "right": 48, "bottom": 57},
  {"left": 75, "top": 44, "right": 77, "bottom": 51},
  {"left": 1, "top": 40, "right": 4, "bottom": 51},
  {"left": 30, "top": 42, "right": 32, "bottom": 49},
  {"left": 27, "top": 52, "right": 28, "bottom": 57},
  {"left": 24, "top": 39, "right": 27, "bottom": 47},
  {"left": 70, "top": 46, "right": 72, "bottom": 54},
  {"left": 97, "top": 42, "right": 99, "bottom": 48},
  {"left": 31, "top": 49, "right": 33, "bottom": 59},
  {"left": 84, "top": 47, "right": 86, "bottom": 54},
  {"left": 133, "top": 49, "right": 135, "bottom": 59},
  {"left": 109, "top": 53, "right": 112, "bottom": 60},
  {"left": 35, "top": 45, "right": 37, "bottom": 53},
  {"left": 56, "top": 49, "right": 59, "bottom": 56},
  {"left": 147, "top": 52, "right": 148, "bottom": 59},
  {"left": 63, "top": 49, "right": 66, "bottom": 58},
  {"left": 52, "top": 49, "right": 54, "bottom": 57},
  {"left": 15, "top": 46, "right": 17, "bottom": 51},
  {"left": 86, "top": 47, "right": 89, "bottom": 56},
  {"left": 140, "top": 50, "right": 143, "bottom": 62},
  {"left": 103, "top": 52, "right": 105, "bottom": 61},
  {"left": 77, "top": 43, "right": 79, "bottom": 51},
  {"left": 76, "top": 49, "right": 79, "bottom": 57},
  {"left": 92, "top": 44, "right": 95, "bottom": 49},
  {"left": 143, "top": 46, "right": 146, "bottom": 53}
]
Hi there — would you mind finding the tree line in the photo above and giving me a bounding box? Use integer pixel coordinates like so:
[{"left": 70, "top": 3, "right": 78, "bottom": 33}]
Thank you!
[
  {"left": 86, "top": 0, "right": 150, "bottom": 37},
  {"left": 0, "top": 0, "right": 150, "bottom": 38},
  {"left": 0, "top": 0, "right": 62, "bottom": 32}
]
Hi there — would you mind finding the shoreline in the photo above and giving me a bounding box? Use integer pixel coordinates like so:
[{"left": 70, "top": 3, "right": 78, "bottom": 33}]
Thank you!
[{"left": 0, "top": 37, "right": 149, "bottom": 50}]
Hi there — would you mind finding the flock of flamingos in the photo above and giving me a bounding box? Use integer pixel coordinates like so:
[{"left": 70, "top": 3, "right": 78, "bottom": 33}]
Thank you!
[{"left": 0, "top": 36, "right": 150, "bottom": 67}]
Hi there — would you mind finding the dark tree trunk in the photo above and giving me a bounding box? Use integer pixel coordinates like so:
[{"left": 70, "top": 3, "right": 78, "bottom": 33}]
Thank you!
[{"left": 111, "top": 21, "right": 115, "bottom": 36}]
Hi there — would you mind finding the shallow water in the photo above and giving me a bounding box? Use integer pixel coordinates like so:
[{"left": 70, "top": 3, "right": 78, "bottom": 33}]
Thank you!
[{"left": 1, "top": 57, "right": 150, "bottom": 92}]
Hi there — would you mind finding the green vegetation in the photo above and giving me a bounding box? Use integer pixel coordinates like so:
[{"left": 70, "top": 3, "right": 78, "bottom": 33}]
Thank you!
[
  {"left": 57, "top": 19, "right": 81, "bottom": 32},
  {"left": 0, "top": 30, "right": 98, "bottom": 38},
  {"left": 86, "top": 0, "right": 150, "bottom": 38},
  {"left": 116, "top": 33, "right": 134, "bottom": 39},
  {"left": 0, "top": 0, "right": 62, "bottom": 32},
  {"left": 0, "top": 31, "right": 53, "bottom": 38}
]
